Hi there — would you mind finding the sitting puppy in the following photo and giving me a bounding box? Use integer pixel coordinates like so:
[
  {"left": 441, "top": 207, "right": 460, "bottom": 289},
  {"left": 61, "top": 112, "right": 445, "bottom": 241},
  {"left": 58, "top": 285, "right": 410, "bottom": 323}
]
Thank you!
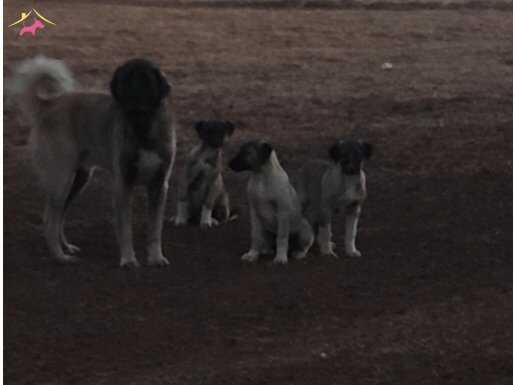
[
  {"left": 229, "top": 140, "right": 314, "bottom": 264},
  {"left": 172, "top": 120, "right": 235, "bottom": 228},
  {"left": 9, "top": 56, "right": 175, "bottom": 267},
  {"left": 296, "top": 139, "right": 372, "bottom": 258}
]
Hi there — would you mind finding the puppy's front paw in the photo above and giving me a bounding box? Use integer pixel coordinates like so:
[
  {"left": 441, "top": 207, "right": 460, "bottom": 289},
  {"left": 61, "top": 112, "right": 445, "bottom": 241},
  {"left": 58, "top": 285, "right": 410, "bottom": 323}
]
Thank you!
[
  {"left": 148, "top": 254, "right": 170, "bottom": 266},
  {"left": 56, "top": 254, "right": 80, "bottom": 264},
  {"left": 171, "top": 216, "right": 187, "bottom": 227},
  {"left": 200, "top": 217, "right": 219, "bottom": 229},
  {"left": 272, "top": 255, "right": 288, "bottom": 265},
  {"left": 120, "top": 255, "right": 140, "bottom": 268},
  {"left": 346, "top": 249, "right": 362, "bottom": 258},
  {"left": 241, "top": 250, "right": 259, "bottom": 263},
  {"left": 322, "top": 250, "right": 340, "bottom": 258},
  {"left": 293, "top": 251, "right": 308, "bottom": 260},
  {"left": 63, "top": 242, "right": 81, "bottom": 254},
  {"left": 320, "top": 243, "right": 339, "bottom": 258}
]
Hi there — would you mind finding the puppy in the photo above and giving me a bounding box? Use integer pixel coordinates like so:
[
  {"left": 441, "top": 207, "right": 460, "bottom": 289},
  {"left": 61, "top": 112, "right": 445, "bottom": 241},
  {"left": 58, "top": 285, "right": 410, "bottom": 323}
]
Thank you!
[
  {"left": 172, "top": 120, "right": 236, "bottom": 228},
  {"left": 8, "top": 56, "right": 175, "bottom": 267},
  {"left": 229, "top": 140, "right": 313, "bottom": 264},
  {"left": 296, "top": 140, "right": 372, "bottom": 258}
]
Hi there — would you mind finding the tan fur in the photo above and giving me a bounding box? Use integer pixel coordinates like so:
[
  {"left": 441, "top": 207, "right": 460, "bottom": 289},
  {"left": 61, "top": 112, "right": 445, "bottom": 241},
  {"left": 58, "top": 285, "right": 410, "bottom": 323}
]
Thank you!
[
  {"left": 241, "top": 150, "right": 314, "bottom": 264},
  {"left": 172, "top": 143, "right": 233, "bottom": 228},
  {"left": 9, "top": 57, "right": 175, "bottom": 267},
  {"left": 296, "top": 159, "right": 367, "bottom": 258}
]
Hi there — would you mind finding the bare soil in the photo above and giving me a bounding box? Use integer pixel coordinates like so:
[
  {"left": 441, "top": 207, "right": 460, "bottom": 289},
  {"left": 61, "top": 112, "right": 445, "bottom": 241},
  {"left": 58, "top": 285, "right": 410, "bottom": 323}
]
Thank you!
[{"left": 4, "top": 1, "right": 512, "bottom": 384}]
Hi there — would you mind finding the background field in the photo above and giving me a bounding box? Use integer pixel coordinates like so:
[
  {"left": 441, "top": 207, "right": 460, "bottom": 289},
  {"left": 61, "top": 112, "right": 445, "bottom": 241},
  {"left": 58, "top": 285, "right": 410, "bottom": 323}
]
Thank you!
[{"left": 3, "top": 0, "right": 512, "bottom": 384}]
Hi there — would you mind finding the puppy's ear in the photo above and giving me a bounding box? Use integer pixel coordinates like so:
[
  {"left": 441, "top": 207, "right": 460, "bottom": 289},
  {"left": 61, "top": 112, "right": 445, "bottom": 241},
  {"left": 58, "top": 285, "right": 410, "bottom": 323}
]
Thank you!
[
  {"left": 154, "top": 68, "right": 171, "bottom": 99},
  {"left": 194, "top": 121, "right": 206, "bottom": 138},
  {"left": 225, "top": 121, "right": 235, "bottom": 137},
  {"left": 110, "top": 66, "right": 124, "bottom": 104},
  {"left": 259, "top": 142, "right": 273, "bottom": 164},
  {"left": 329, "top": 141, "right": 343, "bottom": 162},
  {"left": 360, "top": 142, "right": 373, "bottom": 159}
]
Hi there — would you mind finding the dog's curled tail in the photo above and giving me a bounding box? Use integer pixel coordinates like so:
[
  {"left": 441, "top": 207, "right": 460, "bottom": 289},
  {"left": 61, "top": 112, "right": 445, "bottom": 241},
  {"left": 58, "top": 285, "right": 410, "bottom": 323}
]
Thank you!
[{"left": 7, "top": 56, "right": 75, "bottom": 125}]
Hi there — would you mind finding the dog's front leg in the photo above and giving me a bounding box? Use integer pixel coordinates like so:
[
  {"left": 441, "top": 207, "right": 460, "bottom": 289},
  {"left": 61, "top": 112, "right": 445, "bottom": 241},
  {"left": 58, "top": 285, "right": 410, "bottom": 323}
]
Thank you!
[
  {"left": 273, "top": 211, "right": 290, "bottom": 264},
  {"left": 318, "top": 207, "right": 338, "bottom": 258},
  {"left": 200, "top": 176, "right": 222, "bottom": 229},
  {"left": 113, "top": 182, "right": 138, "bottom": 267},
  {"left": 241, "top": 205, "right": 263, "bottom": 263},
  {"left": 173, "top": 176, "right": 189, "bottom": 226},
  {"left": 146, "top": 166, "right": 171, "bottom": 266},
  {"left": 345, "top": 203, "right": 362, "bottom": 257}
]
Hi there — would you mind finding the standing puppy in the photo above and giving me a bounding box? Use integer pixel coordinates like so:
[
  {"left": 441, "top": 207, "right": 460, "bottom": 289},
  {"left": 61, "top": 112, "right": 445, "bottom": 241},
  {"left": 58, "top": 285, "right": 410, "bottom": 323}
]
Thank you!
[
  {"left": 9, "top": 56, "right": 175, "bottom": 267},
  {"left": 296, "top": 140, "right": 372, "bottom": 258},
  {"left": 172, "top": 120, "right": 235, "bottom": 228},
  {"left": 229, "top": 141, "right": 313, "bottom": 264}
]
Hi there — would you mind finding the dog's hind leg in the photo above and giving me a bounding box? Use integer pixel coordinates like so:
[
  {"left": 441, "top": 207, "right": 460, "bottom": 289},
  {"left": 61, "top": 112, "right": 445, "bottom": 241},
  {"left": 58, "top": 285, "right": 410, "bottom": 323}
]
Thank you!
[
  {"left": 43, "top": 170, "right": 79, "bottom": 263},
  {"left": 172, "top": 177, "right": 190, "bottom": 226},
  {"left": 292, "top": 219, "right": 314, "bottom": 260},
  {"left": 212, "top": 191, "right": 237, "bottom": 224},
  {"left": 60, "top": 168, "right": 93, "bottom": 254}
]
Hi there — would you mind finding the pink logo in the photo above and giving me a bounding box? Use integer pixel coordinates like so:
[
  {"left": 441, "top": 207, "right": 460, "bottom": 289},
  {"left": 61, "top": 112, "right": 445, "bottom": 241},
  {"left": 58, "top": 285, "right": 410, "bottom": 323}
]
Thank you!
[
  {"left": 9, "top": 9, "right": 55, "bottom": 37},
  {"left": 19, "top": 19, "right": 45, "bottom": 37}
]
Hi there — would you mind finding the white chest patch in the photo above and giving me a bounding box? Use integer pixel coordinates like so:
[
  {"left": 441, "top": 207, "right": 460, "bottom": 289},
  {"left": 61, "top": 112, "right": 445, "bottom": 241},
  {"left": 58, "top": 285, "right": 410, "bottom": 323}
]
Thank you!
[{"left": 342, "top": 171, "right": 367, "bottom": 203}]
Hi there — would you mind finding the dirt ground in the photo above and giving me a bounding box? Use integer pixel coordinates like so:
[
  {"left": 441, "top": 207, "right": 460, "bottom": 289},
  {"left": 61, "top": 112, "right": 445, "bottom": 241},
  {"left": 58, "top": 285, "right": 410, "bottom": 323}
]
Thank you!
[{"left": 3, "top": 0, "right": 512, "bottom": 384}]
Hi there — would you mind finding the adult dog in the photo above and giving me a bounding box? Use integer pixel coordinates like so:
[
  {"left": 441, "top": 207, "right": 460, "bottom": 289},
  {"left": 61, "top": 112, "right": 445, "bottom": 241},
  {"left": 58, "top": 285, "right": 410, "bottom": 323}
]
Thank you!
[
  {"left": 296, "top": 140, "right": 372, "bottom": 258},
  {"left": 9, "top": 56, "right": 175, "bottom": 267},
  {"left": 229, "top": 140, "right": 313, "bottom": 264}
]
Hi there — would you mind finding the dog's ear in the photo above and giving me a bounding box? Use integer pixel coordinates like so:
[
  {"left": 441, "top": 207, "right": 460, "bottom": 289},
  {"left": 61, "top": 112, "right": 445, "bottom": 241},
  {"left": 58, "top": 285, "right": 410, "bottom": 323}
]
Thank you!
[
  {"left": 194, "top": 121, "right": 206, "bottom": 138},
  {"left": 258, "top": 142, "right": 273, "bottom": 164},
  {"left": 225, "top": 121, "right": 235, "bottom": 137},
  {"left": 110, "top": 66, "right": 124, "bottom": 104},
  {"left": 329, "top": 141, "right": 343, "bottom": 162},
  {"left": 154, "top": 68, "right": 171, "bottom": 99},
  {"left": 360, "top": 141, "right": 373, "bottom": 159}
]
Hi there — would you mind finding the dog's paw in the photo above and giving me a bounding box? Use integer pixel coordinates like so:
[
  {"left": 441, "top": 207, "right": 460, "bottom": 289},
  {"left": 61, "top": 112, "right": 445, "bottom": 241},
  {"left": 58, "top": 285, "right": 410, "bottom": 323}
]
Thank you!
[
  {"left": 272, "top": 255, "right": 288, "bottom": 265},
  {"left": 320, "top": 242, "right": 339, "bottom": 258},
  {"left": 321, "top": 250, "right": 340, "bottom": 259},
  {"left": 147, "top": 254, "right": 170, "bottom": 266},
  {"left": 171, "top": 216, "right": 188, "bottom": 227},
  {"left": 320, "top": 248, "right": 340, "bottom": 258},
  {"left": 227, "top": 213, "right": 239, "bottom": 222},
  {"left": 56, "top": 254, "right": 80, "bottom": 264},
  {"left": 346, "top": 249, "right": 362, "bottom": 258},
  {"left": 241, "top": 251, "right": 259, "bottom": 263},
  {"left": 63, "top": 242, "right": 81, "bottom": 254},
  {"left": 293, "top": 251, "right": 308, "bottom": 260},
  {"left": 200, "top": 217, "right": 219, "bottom": 229},
  {"left": 120, "top": 256, "right": 140, "bottom": 268}
]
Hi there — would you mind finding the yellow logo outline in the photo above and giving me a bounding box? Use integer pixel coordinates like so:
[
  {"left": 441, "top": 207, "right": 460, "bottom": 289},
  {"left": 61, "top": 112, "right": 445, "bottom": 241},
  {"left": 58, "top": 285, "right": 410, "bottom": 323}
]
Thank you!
[{"left": 8, "top": 9, "right": 56, "bottom": 28}]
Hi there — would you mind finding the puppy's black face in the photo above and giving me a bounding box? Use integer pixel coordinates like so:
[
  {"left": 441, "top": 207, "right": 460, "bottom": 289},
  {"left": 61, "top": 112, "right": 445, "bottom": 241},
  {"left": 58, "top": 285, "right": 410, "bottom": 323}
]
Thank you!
[
  {"left": 229, "top": 141, "right": 272, "bottom": 172},
  {"left": 329, "top": 140, "right": 373, "bottom": 175},
  {"left": 110, "top": 58, "right": 170, "bottom": 113},
  {"left": 195, "top": 120, "right": 235, "bottom": 149}
]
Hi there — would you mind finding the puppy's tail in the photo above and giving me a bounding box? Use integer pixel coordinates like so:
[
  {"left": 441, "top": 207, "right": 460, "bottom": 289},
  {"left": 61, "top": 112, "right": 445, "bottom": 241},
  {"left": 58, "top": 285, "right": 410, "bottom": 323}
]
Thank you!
[{"left": 7, "top": 56, "right": 75, "bottom": 126}]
